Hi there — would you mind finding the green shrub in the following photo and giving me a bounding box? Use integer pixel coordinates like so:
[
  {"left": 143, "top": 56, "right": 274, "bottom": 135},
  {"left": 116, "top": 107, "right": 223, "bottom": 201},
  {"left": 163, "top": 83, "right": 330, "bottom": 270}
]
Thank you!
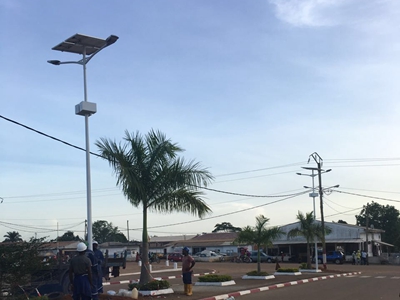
[
  {"left": 299, "top": 263, "right": 307, "bottom": 269},
  {"left": 276, "top": 268, "right": 299, "bottom": 272},
  {"left": 246, "top": 270, "right": 269, "bottom": 276},
  {"left": 128, "top": 280, "right": 170, "bottom": 291},
  {"left": 198, "top": 274, "right": 232, "bottom": 282}
]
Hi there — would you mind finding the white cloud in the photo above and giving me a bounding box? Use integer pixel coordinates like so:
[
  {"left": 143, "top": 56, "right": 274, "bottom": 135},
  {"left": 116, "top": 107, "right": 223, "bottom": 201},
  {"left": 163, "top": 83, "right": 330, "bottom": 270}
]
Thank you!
[{"left": 269, "top": 0, "right": 345, "bottom": 27}]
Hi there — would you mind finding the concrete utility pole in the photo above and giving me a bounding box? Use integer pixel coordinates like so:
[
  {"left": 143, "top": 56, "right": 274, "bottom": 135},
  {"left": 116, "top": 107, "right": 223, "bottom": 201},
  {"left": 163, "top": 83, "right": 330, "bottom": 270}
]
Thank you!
[
  {"left": 365, "top": 204, "right": 369, "bottom": 255},
  {"left": 127, "top": 220, "right": 130, "bottom": 242},
  {"left": 308, "top": 152, "right": 328, "bottom": 270}
]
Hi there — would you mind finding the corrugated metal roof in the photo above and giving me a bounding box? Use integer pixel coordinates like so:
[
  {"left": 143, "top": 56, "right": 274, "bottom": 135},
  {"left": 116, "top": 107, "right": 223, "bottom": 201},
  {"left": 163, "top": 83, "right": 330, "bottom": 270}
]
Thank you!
[{"left": 273, "top": 239, "right": 364, "bottom": 245}]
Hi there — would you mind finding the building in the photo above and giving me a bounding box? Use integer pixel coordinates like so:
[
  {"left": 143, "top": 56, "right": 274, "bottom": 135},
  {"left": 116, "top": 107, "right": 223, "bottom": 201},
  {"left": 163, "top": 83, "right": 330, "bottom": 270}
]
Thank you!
[
  {"left": 272, "top": 220, "right": 393, "bottom": 263},
  {"left": 167, "top": 232, "right": 246, "bottom": 256},
  {"left": 148, "top": 235, "right": 196, "bottom": 256}
]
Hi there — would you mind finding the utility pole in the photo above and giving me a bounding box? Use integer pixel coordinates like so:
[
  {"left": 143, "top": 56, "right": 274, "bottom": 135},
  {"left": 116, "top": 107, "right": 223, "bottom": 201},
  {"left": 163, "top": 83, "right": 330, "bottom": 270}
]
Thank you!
[
  {"left": 127, "top": 220, "right": 130, "bottom": 242},
  {"left": 365, "top": 204, "right": 369, "bottom": 256},
  {"left": 84, "top": 220, "right": 87, "bottom": 239},
  {"left": 308, "top": 152, "right": 328, "bottom": 270}
]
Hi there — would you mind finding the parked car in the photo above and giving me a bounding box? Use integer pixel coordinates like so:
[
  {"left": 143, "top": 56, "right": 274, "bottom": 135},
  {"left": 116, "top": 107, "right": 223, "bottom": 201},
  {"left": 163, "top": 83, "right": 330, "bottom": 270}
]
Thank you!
[
  {"left": 192, "top": 250, "right": 224, "bottom": 262},
  {"left": 313, "top": 251, "right": 344, "bottom": 264},
  {"left": 168, "top": 253, "right": 183, "bottom": 262},
  {"left": 249, "top": 251, "right": 276, "bottom": 263}
]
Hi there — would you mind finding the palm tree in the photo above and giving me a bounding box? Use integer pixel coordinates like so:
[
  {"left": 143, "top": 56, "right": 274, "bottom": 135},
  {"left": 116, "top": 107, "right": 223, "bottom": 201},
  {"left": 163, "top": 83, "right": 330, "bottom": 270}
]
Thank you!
[
  {"left": 3, "top": 231, "right": 23, "bottom": 242},
  {"left": 96, "top": 129, "right": 213, "bottom": 284},
  {"left": 235, "top": 215, "right": 283, "bottom": 273},
  {"left": 287, "top": 211, "right": 331, "bottom": 269}
]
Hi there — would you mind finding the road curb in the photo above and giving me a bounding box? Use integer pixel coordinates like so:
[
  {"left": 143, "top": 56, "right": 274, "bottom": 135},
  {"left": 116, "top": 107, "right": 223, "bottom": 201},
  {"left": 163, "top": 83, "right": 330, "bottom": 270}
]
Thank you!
[
  {"left": 103, "top": 270, "right": 217, "bottom": 286},
  {"left": 199, "top": 272, "right": 361, "bottom": 300}
]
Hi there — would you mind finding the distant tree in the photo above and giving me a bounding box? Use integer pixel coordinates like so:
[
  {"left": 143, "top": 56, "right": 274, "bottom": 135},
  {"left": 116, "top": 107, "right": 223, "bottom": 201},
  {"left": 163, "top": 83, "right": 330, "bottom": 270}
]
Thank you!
[
  {"left": 3, "top": 231, "right": 23, "bottom": 242},
  {"left": 0, "top": 237, "right": 46, "bottom": 295},
  {"left": 212, "top": 222, "right": 242, "bottom": 233},
  {"left": 235, "top": 215, "right": 283, "bottom": 273},
  {"left": 356, "top": 202, "right": 400, "bottom": 250},
  {"left": 96, "top": 130, "right": 213, "bottom": 285},
  {"left": 337, "top": 220, "right": 347, "bottom": 224},
  {"left": 58, "top": 231, "right": 81, "bottom": 241},
  {"left": 92, "top": 220, "right": 127, "bottom": 244},
  {"left": 287, "top": 211, "right": 331, "bottom": 269}
]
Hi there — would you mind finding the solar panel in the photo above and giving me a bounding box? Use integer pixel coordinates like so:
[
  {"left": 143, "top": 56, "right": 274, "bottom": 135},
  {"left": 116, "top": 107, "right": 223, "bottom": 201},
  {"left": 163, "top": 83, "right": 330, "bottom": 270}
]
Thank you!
[{"left": 51, "top": 33, "right": 107, "bottom": 55}]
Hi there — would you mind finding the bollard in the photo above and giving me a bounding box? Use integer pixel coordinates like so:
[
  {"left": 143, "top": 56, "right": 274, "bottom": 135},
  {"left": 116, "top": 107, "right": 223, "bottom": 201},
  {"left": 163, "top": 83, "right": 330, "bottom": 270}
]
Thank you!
[
  {"left": 173, "top": 262, "right": 178, "bottom": 269},
  {"left": 166, "top": 260, "right": 169, "bottom": 267},
  {"left": 149, "top": 264, "right": 152, "bottom": 272},
  {"left": 131, "top": 288, "right": 138, "bottom": 299},
  {"left": 138, "top": 260, "right": 142, "bottom": 267}
]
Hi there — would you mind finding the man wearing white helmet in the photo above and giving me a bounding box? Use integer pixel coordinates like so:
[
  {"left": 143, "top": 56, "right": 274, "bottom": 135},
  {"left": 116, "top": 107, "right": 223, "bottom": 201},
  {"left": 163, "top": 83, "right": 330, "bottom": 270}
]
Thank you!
[{"left": 69, "top": 242, "right": 93, "bottom": 300}]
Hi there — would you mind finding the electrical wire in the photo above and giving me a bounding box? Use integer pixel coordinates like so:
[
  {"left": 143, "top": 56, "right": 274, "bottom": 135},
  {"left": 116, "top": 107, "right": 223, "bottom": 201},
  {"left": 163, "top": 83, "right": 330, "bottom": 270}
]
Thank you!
[
  {"left": 332, "top": 190, "right": 400, "bottom": 204},
  {"left": 129, "top": 192, "right": 307, "bottom": 231}
]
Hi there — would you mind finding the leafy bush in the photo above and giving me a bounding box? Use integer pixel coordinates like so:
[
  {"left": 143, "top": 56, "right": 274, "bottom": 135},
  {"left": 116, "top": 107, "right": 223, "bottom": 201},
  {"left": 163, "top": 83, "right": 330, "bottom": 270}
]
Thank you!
[
  {"left": 198, "top": 274, "right": 232, "bottom": 282},
  {"left": 128, "top": 280, "right": 170, "bottom": 291},
  {"left": 299, "top": 263, "right": 307, "bottom": 269},
  {"left": 276, "top": 268, "right": 299, "bottom": 272},
  {"left": 246, "top": 270, "right": 269, "bottom": 276},
  {"left": 0, "top": 238, "right": 48, "bottom": 296}
]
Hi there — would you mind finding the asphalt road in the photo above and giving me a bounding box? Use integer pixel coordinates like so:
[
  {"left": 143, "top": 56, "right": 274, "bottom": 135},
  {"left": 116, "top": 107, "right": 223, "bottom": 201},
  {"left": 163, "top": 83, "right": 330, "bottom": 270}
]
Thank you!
[
  {"left": 237, "top": 271, "right": 400, "bottom": 300},
  {"left": 102, "top": 260, "right": 400, "bottom": 299}
]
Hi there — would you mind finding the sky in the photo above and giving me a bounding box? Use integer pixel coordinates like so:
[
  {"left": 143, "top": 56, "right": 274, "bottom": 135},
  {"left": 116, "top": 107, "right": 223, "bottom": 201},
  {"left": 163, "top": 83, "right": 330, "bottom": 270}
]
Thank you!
[{"left": 1, "top": 0, "right": 400, "bottom": 242}]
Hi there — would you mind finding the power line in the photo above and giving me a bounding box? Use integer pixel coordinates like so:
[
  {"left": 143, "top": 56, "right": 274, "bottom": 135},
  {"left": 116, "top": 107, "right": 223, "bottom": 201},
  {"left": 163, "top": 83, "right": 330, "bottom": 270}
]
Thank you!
[
  {"left": 198, "top": 186, "right": 309, "bottom": 198},
  {"left": 332, "top": 190, "right": 400, "bottom": 204},
  {"left": 215, "top": 162, "right": 305, "bottom": 177},
  {"left": 129, "top": 192, "right": 306, "bottom": 231}
]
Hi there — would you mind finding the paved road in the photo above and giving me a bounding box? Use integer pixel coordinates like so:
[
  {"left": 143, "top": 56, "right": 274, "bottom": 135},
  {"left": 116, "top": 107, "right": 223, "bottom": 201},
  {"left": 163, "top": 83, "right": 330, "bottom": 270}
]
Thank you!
[
  {"left": 237, "top": 271, "right": 400, "bottom": 300},
  {"left": 102, "top": 261, "right": 400, "bottom": 299}
]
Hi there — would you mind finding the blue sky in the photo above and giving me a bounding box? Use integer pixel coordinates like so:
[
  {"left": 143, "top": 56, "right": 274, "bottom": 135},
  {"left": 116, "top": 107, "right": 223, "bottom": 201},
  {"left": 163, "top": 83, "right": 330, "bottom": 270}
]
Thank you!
[{"left": 1, "top": 0, "right": 400, "bottom": 242}]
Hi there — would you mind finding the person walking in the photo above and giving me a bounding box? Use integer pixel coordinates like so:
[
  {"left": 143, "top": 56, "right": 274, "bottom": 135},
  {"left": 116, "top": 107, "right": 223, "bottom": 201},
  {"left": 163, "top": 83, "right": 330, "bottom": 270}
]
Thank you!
[
  {"left": 356, "top": 250, "right": 361, "bottom": 265},
  {"left": 361, "top": 250, "right": 367, "bottom": 265},
  {"left": 351, "top": 251, "right": 356, "bottom": 265},
  {"left": 69, "top": 242, "right": 93, "bottom": 300},
  {"left": 182, "top": 247, "right": 195, "bottom": 296}
]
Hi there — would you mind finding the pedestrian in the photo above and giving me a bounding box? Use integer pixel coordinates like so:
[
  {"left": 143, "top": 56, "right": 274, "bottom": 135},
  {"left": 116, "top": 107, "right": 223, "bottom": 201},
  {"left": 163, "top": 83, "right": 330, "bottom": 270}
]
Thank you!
[
  {"left": 361, "top": 250, "right": 367, "bottom": 265},
  {"left": 93, "top": 241, "right": 105, "bottom": 294},
  {"left": 182, "top": 246, "right": 195, "bottom": 296},
  {"left": 69, "top": 242, "right": 93, "bottom": 300},
  {"left": 352, "top": 251, "right": 356, "bottom": 265},
  {"left": 281, "top": 251, "right": 284, "bottom": 263},
  {"left": 356, "top": 250, "right": 361, "bottom": 265},
  {"left": 86, "top": 244, "right": 99, "bottom": 300}
]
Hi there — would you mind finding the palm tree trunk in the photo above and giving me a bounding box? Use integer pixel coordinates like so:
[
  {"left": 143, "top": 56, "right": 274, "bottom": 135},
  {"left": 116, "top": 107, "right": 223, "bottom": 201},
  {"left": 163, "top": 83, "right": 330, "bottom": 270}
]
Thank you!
[
  {"left": 139, "top": 205, "right": 152, "bottom": 285},
  {"left": 306, "top": 241, "right": 311, "bottom": 269}
]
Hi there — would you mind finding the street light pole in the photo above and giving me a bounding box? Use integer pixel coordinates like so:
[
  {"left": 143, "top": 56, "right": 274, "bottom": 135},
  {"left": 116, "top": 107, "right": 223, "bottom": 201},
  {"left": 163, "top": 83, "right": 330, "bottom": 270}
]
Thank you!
[
  {"left": 48, "top": 34, "right": 118, "bottom": 250},
  {"left": 297, "top": 169, "right": 323, "bottom": 272},
  {"left": 304, "top": 152, "right": 327, "bottom": 269}
]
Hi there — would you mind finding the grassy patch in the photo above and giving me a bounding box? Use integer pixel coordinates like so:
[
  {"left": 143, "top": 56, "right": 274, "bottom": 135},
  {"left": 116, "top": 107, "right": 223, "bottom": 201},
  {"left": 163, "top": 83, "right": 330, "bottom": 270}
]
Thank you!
[
  {"left": 246, "top": 270, "right": 269, "bottom": 276},
  {"left": 276, "top": 268, "right": 299, "bottom": 273},
  {"left": 198, "top": 274, "right": 232, "bottom": 282},
  {"left": 128, "top": 279, "right": 170, "bottom": 291}
]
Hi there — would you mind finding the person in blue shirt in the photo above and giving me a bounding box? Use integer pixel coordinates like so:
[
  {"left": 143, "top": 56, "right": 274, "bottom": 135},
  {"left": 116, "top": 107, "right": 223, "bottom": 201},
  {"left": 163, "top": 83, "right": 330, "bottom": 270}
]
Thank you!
[
  {"left": 86, "top": 244, "right": 99, "bottom": 300},
  {"left": 92, "top": 241, "right": 105, "bottom": 294}
]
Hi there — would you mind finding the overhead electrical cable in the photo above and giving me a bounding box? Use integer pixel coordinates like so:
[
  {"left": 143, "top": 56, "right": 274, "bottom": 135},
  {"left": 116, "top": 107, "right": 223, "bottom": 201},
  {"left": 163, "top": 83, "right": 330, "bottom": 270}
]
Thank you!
[
  {"left": 332, "top": 190, "right": 400, "bottom": 204},
  {"left": 130, "top": 192, "right": 307, "bottom": 231}
]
